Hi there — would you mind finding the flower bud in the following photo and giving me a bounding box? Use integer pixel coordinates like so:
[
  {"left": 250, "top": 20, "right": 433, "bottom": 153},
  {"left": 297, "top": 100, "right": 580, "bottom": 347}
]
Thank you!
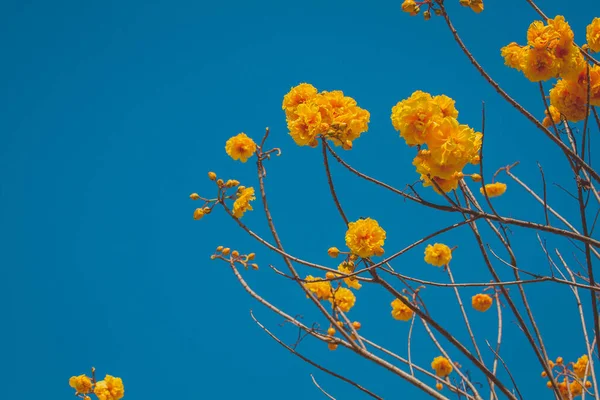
[
  {"left": 459, "top": 0, "right": 470, "bottom": 6},
  {"left": 342, "top": 140, "right": 353, "bottom": 150},
  {"left": 208, "top": 171, "right": 217, "bottom": 180},
  {"left": 231, "top": 250, "right": 239, "bottom": 257},
  {"left": 190, "top": 193, "right": 200, "bottom": 200},
  {"left": 556, "top": 357, "right": 563, "bottom": 365},
  {"left": 247, "top": 253, "right": 256, "bottom": 260},
  {"left": 423, "top": 10, "right": 431, "bottom": 20},
  {"left": 352, "top": 321, "right": 361, "bottom": 330},
  {"left": 541, "top": 371, "right": 547, "bottom": 377},
  {"left": 401, "top": 0, "right": 417, "bottom": 13},
  {"left": 226, "top": 179, "right": 240, "bottom": 188},
  {"left": 216, "top": 246, "right": 224, "bottom": 252},
  {"left": 328, "top": 343, "right": 338, "bottom": 351},
  {"left": 203, "top": 207, "right": 212, "bottom": 214},
  {"left": 222, "top": 247, "right": 231, "bottom": 255},
  {"left": 216, "top": 179, "right": 224, "bottom": 187},
  {"left": 374, "top": 247, "right": 385, "bottom": 257},
  {"left": 193, "top": 208, "right": 205, "bottom": 220},
  {"left": 471, "top": 173, "right": 482, "bottom": 182},
  {"left": 327, "top": 327, "right": 336, "bottom": 336},
  {"left": 327, "top": 247, "right": 340, "bottom": 258},
  {"left": 434, "top": 8, "right": 442, "bottom": 15},
  {"left": 586, "top": 381, "right": 592, "bottom": 388},
  {"left": 251, "top": 263, "right": 259, "bottom": 270},
  {"left": 325, "top": 271, "right": 336, "bottom": 280},
  {"left": 436, "top": 383, "right": 443, "bottom": 391}
]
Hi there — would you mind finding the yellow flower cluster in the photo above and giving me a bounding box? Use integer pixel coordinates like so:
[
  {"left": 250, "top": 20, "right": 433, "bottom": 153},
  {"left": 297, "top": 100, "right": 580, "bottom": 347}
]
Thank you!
[
  {"left": 391, "top": 297, "right": 414, "bottom": 321},
  {"left": 431, "top": 356, "right": 453, "bottom": 377},
  {"left": 345, "top": 217, "right": 386, "bottom": 258},
  {"left": 424, "top": 243, "right": 452, "bottom": 267},
  {"left": 282, "top": 83, "right": 370, "bottom": 149},
  {"left": 233, "top": 187, "right": 255, "bottom": 218},
  {"left": 501, "top": 16, "right": 600, "bottom": 122},
  {"left": 587, "top": 18, "right": 600, "bottom": 52},
  {"left": 543, "top": 354, "right": 593, "bottom": 398},
  {"left": 69, "top": 371, "right": 124, "bottom": 400},
  {"left": 225, "top": 133, "right": 257, "bottom": 162},
  {"left": 471, "top": 293, "right": 493, "bottom": 312},
  {"left": 391, "top": 91, "right": 482, "bottom": 194},
  {"left": 401, "top": 0, "right": 482, "bottom": 18}
]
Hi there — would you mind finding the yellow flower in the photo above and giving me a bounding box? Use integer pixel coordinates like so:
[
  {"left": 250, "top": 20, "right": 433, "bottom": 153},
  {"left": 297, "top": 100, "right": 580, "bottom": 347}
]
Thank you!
[
  {"left": 542, "top": 105, "right": 562, "bottom": 127},
  {"left": 558, "top": 379, "right": 583, "bottom": 398},
  {"left": 312, "top": 90, "right": 370, "bottom": 148},
  {"left": 391, "top": 297, "right": 414, "bottom": 321},
  {"left": 391, "top": 91, "right": 444, "bottom": 146},
  {"left": 424, "top": 243, "right": 452, "bottom": 267},
  {"left": 501, "top": 42, "right": 527, "bottom": 70},
  {"left": 419, "top": 172, "right": 462, "bottom": 194},
  {"left": 431, "top": 356, "right": 453, "bottom": 377},
  {"left": 345, "top": 218, "right": 386, "bottom": 258},
  {"left": 225, "top": 133, "right": 257, "bottom": 163},
  {"left": 331, "top": 287, "right": 356, "bottom": 312},
  {"left": 471, "top": 293, "right": 493, "bottom": 312},
  {"left": 426, "top": 119, "right": 482, "bottom": 175},
  {"left": 233, "top": 187, "right": 256, "bottom": 218},
  {"left": 433, "top": 95, "right": 459, "bottom": 118},
  {"left": 550, "top": 79, "right": 587, "bottom": 122},
  {"left": 338, "top": 261, "right": 361, "bottom": 290},
  {"left": 69, "top": 374, "right": 92, "bottom": 394},
  {"left": 94, "top": 375, "right": 125, "bottom": 400},
  {"left": 527, "top": 20, "right": 559, "bottom": 49},
  {"left": 401, "top": 0, "right": 417, "bottom": 13},
  {"left": 480, "top": 182, "right": 507, "bottom": 198},
  {"left": 521, "top": 47, "right": 558, "bottom": 82},
  {"left": 469, "top": 0, "right": 483, "bottom": 13},
  {"left": 305, "top": 275, "right": 333, "bottom": 300},
  {"left": 588, "top": 65, "right": 600, "bottom": 107},
  {"left": 586, "top": 17, "right": 600, "bottom": 52},
  {"left": 573, "top": 354, "right": 589, "bottom": 378},
  {"left": 287, "top": 101, "right": 323, "bottom": 146},
  {"left": 282, "top": 83, "right": 318, "bottom": 120}
]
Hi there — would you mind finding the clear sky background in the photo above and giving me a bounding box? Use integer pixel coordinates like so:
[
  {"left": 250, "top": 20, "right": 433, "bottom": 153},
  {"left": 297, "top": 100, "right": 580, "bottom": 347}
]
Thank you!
[{"left": 1, "top": 0, "right": 598, "bottom": 399}]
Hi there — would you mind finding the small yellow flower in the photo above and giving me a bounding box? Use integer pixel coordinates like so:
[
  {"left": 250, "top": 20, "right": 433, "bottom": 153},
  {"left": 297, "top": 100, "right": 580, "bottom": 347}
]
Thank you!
[
  {"left": 431, "top": 356, "right": 453, "bottom": 377},
  {"left": 587, "top": 18, "right": 600, "bottom": 52},
  {"left": 501, "top": 42, "right": 526, "bottom": 70},
  {"left": 480, "top": 182, "right": 507, "bottom": 198},
  {"left": 424, "top": 243, "right": 452, "bottom": 267},
  {"left": 305, "top": 276, "right": 333, "bottom": 301},
  {"left": 69, "top": 374, "right": 92, "bottom": 394},
  {"left": 573, "top": 354, "right": 589, "bottom": 378},
  {"left": 391, "top": 297, "right": 414, "bottom": 321},
  {"left": 345, "top": 218, "right": 386, "bottom": 258},
  {"left": 331, "top": 287, "right": 356, "bottom": 312},
  {"left": 472, "top": 293, "right": 493, "bottom": 312},
  {"left": 233, "top": 187, "right": 256, "bottom": 218},
  {"left": 225, "top": 133, "right": 257, "bottom": 163},
  {"left": 193, "top": 208, "right": 205, "bottom": 220},
  {"left": 542, "top": 105, "right": 562, "bottom": 127},
  {"left": 550, "top": 79, "right": 588, "bottom": 122},
  {"left": 94, "top": 375, "right": 125, "bottom": 400},
  {"left": 469, "top": 0, "right": 483, "bottom": 13},
  {"left": 338, "top": 261, "right": 361, "bottom": 290}
]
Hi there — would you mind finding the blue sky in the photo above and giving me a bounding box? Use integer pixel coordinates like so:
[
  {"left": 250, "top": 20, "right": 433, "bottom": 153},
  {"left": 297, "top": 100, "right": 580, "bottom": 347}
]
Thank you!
[{"left": 1, "top": 0, "right": 597, "bottom": 398}]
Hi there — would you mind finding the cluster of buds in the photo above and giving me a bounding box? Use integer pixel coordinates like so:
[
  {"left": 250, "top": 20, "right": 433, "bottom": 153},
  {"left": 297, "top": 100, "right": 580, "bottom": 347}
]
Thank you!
[
  {"left": 190, "top": 171, "right": 247, "bottom": 220},
  {"left": 401, "top": 0, "right": 442, "bottom": 20},
  {"left": 327, "top": 247, "right": 364, "bottom": 260},
  {"left": 542, "top": 356, "right": 593, "bottom": 398},
  {"left": 212, "top": 246, "right": 258, "bottom": 270},
  {"left": 325, "top": 320, "right": 362, "bottom": 351}
]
